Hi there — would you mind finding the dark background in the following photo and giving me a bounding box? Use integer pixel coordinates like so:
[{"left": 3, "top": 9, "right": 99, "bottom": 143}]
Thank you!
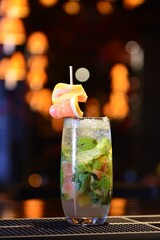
[{"left": 1, "top": 0, "right": 160, "bottom": 198}]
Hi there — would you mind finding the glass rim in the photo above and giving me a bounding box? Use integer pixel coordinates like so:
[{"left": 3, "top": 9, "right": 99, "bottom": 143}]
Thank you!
[
  {"left": 63, "top": 116, "right": 111, "bottom": 128},
  {"left": 64, "top": 116, "right": 110, "bottom": 120}
]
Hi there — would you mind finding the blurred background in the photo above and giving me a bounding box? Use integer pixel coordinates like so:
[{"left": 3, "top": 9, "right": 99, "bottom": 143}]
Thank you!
[{"left": 0, "top": 0, "right": 160, "bottom": 200}]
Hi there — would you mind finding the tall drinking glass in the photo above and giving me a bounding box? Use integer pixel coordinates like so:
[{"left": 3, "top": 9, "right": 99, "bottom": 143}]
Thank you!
[{"left": 60, "top": 117, "right": 112, "bottom": 225}]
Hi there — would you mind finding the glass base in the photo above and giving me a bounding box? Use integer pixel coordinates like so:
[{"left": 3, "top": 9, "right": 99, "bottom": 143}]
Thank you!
[{"left": 66, "top": 217, "right": 107, "bottom": 225}]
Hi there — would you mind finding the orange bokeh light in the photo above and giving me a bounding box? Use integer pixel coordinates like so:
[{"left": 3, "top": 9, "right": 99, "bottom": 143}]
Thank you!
[
  {"left": 0, "top": 17, "right": 26, "bottom": 45},
  {"left": 27, "top": 55, "right": 48, "bottom": 70},
  {"left": 103, "top": 93, "right": 129, "bottom": 119},
  {"left": 25, "top": 89, "right": 52, "bottom": 117},
  {"left": 63, "top": 1, "right": 81, "bottom": 15},
  {"left": 110, "top": 198, "right": 127, "bottom": 215},
  {"left": 103, "top": 63, "right": 130, "bottom": 120},
  {"left": 23, "top": 199, "right": 44, "bottom": 218},
  {"left": 2, "top": 51, "right": 27, "bottom": 89},
  {"left": 0, "top": 58, "right": 10, "bottom": 80},
  {"left": 51, "top": 118, "right": 63, "bottom": 133},
  {"left": 123, "top": 0, "right": 145, "bottom": 10},
  {"left": 26, "top": 32, "right": 49, "bottom": 54},
  {"left": 26, "top": 70, "right": 48, "bottom": 90},
  {"left": 111, "top": 77, "right": 130, "bottom": 92},
  {"left": 85, "top": 97, "right": 101, "bottom": 117},
  {"left": 110, "top": 63, "right": 129, "bottom": 79},
  {"left": 0, "top": 51, "right": 26, "bottom": 81},
  {"left": 0, "top": 0, "right": 30, "bottom": 18},
  {"left": 39, "top": 0, "right": 58, "bottom": 7},
  {"left": 96, "top": 1, "right": 113, "bottom": 15}
]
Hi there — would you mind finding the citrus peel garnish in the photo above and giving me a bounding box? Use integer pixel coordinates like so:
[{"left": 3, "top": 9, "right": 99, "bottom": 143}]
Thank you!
[
  {"left": 52, "top": 83, "right": 87, "bottom": 103},
  {"left": 49, "top": 83, "right": 87, "bottom": 119}
]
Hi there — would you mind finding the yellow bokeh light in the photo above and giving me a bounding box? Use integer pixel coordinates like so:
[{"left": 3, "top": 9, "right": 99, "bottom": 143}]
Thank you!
[
  {"left": 63, "top": 1, "right": 81, "bottom": 15},
  {"left": 26, "top": 32, "right": 49, "bottom": 54},
  {"left": 96, "top": 1, "right": 113, "bottom": 15}
]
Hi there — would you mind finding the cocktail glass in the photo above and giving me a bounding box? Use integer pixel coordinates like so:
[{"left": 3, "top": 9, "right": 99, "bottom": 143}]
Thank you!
[{"left": 60, "top": 117, "right": 113, "bottom": 225}]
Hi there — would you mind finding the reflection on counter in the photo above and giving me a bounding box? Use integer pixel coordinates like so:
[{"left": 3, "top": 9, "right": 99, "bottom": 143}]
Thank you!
[
  {"left": 24, "top": 199, "right": 45, "bottom": 218},
  {"left": 0, "top": 195, "right": 160, "bottom": 220},
  {"left": 109, "top": 198, "right": 127, "bottom": 216}
]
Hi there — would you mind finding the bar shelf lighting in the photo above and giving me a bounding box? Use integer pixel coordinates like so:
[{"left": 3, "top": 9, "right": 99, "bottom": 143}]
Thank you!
[
  {"left": 39, "top": 0, "right": 58, "bottom": 7},
  {"left": 26, "top": 32, "right": 49, "bottom": 55},
  {"left": 0, "top": 0, "right": 30, "bottom": 18},
  {"left": 0, "top": 51, "right": 26, "bottom": 90},
  {"left": 0, "top": 17, "right": 26, "bottom": 45}
]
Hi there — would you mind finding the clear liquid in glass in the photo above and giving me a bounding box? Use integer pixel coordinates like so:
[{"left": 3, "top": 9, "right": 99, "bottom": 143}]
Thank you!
[{"left": 60, "top": 117, "right": 113, "bottom": 225}]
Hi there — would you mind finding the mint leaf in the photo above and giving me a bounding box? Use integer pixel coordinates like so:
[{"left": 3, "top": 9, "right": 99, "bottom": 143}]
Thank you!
[
  {"left": 90, "top": 174, "right": 112, "bottom": 205},
  {"left": 75, "top": 171, "right": 91, "bottom": 193},
  {"left": 77, "top": 136, "right": 97, "bottom": 151}
]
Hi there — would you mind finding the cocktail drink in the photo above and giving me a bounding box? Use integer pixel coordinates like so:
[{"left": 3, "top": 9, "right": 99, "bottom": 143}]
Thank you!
[{"left": 60, "top": 117, "right": 112, "bottom": 225}]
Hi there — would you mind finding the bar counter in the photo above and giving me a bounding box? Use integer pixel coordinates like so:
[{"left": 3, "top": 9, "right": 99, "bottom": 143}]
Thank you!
[{"left": 0, "top": 182, "right": 160, "bottom": 239}]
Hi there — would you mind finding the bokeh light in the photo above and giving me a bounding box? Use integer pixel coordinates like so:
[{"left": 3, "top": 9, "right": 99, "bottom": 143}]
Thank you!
[
  {"left": 103, "top": 63, "right": 130, "bottom": 120},
  {"left": 25, "top": 89, "right": 52, "bottom": 117},
  {"left": 85, "top": 97, "right": 101, "bottom": 117},
  {"left": 1, "top": 51, "right": 26, "bottom": 90},
  {"left": 75, "top": 67, "right": 90, "bottom": 82},
  {"left": 27, "top": 55, "right": 48, "bottom": 71},
  {"left": 51, "top": 118, "right": 63, "bottom": 132},
  {"left": 39, "top": 0, "right": 58, "bottom": 7},
  {"left": 0, "top": 0, "right": 30, "bottom": 18},
  {"left": 110, "top": 198, "right": 127, "bottom": 215},
  {"left": 28, "top": 173, "right": 43, "bottom": 188},
  {"left": 123, "top": 0, "right": 145, "bottom": 10},
  {"left": 62, "top": 1, "right": 81, "bottom": 15},
  {"left": 26, "top": 70, "right": 48, "bottom": 90},
  {"left": 23, "top": 199, "right": 44, "bottom": 218},
  {"left": 124, "top": 170, "right": 138, "bottom": 183},
  {"left": 96, "top": 0, "right": 114, "bottom": 15},
  {"left": 26, "top": 32, "right": 49, "bottom": 54},
  {"left": 126, "top": 41, "right": 140, "bottom": 55},
  {"left": 0, "top": 17, "right": 26, "bottom": 45}
]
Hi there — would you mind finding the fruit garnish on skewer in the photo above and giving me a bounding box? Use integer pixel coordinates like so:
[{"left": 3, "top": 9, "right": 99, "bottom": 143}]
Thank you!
[{"left": 49, "top": 66, "right": 88, "bottom": 119}]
